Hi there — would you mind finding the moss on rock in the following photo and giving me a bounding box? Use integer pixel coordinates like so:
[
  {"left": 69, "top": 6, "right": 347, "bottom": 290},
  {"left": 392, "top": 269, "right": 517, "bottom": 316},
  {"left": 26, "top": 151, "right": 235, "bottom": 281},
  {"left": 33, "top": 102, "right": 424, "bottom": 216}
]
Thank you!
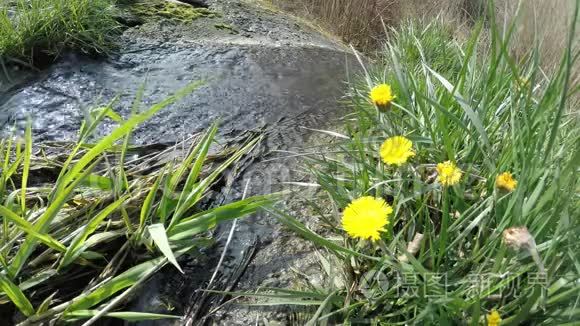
[{"left": 131, "top": 0, "right": 218, "bottom": 23}]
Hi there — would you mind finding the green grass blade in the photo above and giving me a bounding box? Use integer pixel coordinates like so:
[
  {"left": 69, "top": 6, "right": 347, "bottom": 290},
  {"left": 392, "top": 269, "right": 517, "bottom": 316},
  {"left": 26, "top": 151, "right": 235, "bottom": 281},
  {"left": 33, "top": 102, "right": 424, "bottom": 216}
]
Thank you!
[
  {"left": 139, "top": 168, "right": 165, "bottom": 232},
  {"left": 35, "top": 291, "right": 57, "bottom": 315},
  {"left": 66, "top": 245, "right": 194, "bottom": 313},
  {"left": 16, "top": 270, "right": 58, "bottom": 293},
  {"left": 117, "top": 85, "right": 144, "bottom": 194},
  {"left": 67, "top": 256, "right": 165, "bottom": 311},
  {"left": 147, "top": 223, "right": 183, "bottom": 273},
  {"left": 0, "top": 205, "right": 66, "bottom": 252},
  {"left": 59, "top": 195, "right": 129, "bottom": 269},
  {"left": 168, "top": 194, "right": 277, "bottom": 242},
  {"left": 170, "top": 122, "right": 219, "bottom": 223},
  {"left": 169, "top": 122, "right": 218, "bottom": 192},
  {"left": 52, "top": 97, "right": 120, "bottom": 197},
  {"left": 20, "top": 122, "right": 31, "bottom": 215},
  {"left": 9, "top": 82, "right": 202, "bottom": 278},
  {"left": 61, "top": 81, "right": 203, "bottom": 190},
  {"left": 159, "top": 122, "right": 218, "bottom": 224},
  {"left": 80, "top": 175, "right": 114, "bottom": 190},
  {"left": 0, "top": 273, "right": 34, "bottom": 316},
  {"left": 168, "top": 136, "right": 261, "bottom": 231},
  {"left": 66, "top": 310, "right": 180, "bottom": 321},
  {"left": 9, "top": 158, "right": 101, "bottom": 277},
  {"left": 427, "top": 66, "right": 492, "bottom": 158}
]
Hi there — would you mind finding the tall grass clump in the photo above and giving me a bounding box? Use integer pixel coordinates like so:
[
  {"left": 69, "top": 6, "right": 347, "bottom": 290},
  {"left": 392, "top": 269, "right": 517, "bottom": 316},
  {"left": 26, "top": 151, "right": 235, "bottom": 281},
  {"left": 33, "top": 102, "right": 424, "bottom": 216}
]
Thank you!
[
  {"left": 261, "top": 4, "right": 579, "bottom": 325},
  {"left": 0, "top": 83, "right": 276, "bottom": 324},
  {"left": 0, "top": 0, "right": 120, "bottom": 65}
]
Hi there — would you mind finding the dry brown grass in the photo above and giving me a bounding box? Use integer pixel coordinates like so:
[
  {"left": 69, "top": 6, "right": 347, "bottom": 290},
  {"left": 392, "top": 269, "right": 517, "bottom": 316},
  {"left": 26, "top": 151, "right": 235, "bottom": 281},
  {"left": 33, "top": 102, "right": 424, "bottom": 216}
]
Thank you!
[
  {"left": 268, "top": 0, "right": 485, "bottom": 50},
  {"left": 269, "top": 0, "right": 578, "bottom": 81},
  {"left": 497, "top": 0, "right": 579, "bottom": 85},
  {"left": 270, "top": 0, "right": 401, "bottom": 50}
]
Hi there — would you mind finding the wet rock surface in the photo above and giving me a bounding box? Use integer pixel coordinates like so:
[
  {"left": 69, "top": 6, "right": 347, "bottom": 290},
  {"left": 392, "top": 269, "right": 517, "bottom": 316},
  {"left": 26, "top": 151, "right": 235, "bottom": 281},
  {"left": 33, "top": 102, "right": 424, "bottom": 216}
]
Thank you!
[
  {"left": 1, "top": 0, "right": 351, "bottom": 143},
  {"left": 0, "top": 0, "right": 358, "bottom": 324}
]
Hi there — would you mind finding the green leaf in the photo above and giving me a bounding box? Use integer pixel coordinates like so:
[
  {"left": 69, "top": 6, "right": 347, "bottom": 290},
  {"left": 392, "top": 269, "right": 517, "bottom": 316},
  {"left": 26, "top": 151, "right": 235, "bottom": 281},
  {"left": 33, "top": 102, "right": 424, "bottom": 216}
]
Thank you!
[
  {"left": 66, "top": 310, "right": 180, "bottom": 321},
  {"left": 148, "top": 223, "right": 183, "bottom": 273},
  {"left": 139, "top": 168, "right": 165, "bottom": 231},
  {"left": 17, "top": 270, "right": 57, "bottom": 292},
  {"left": 168, "top": 136, "right": 261, "bottom": 231},
  {"left": 168, "top": 194, "right": 277, "bottom": 242},
  {"left": 0, "top": 274, "right": 34, "bottom": 316},
  {"left": 522, "top": 169, "right": 549, "bottom": 218},
  {"left": 81, "top": 174, "right": 114, "bottom": 190},
  {"left": 169, "top": 122, "right": 218, "bottom": 193},
  {"left": 67, "top": 256, "right": 164, "bottom": 311},
  {"left": 9, "top": 159, "right": 101, "bottom": 277},
  {"left": 305, "top": 291, "right": 338, "bottom": 326},
  {"left": 168, "top": 122, "right": 219, "bottom": 226},
  {"left": 0, "top": 205, "right": 66, "bottom": 252},
  {"left": 543, "top": 1, "right": 578, "bottom": 164},
  {"left": 59, "top": 195, "right": 128, "bottom": 269},
  {"left": 21, "top": 122, "right": 31, "bottom": 215},
  {"left": 67, "top": 246, "right": 194, "bottom": 312},
  {"left": 427, "top": 65, "right": 494, "bottom": 169},
  {"left": 504, "top": 287, "right": 541, "bottom": 325},
  {"left": 36, "top": 292, "right": 57, "bottom": 315},
  {"left": 98, "top": 106, "right": 123, "bottom": 123},
  {"left": 61, "top": 81, "right": 203, "bottom": 190}
]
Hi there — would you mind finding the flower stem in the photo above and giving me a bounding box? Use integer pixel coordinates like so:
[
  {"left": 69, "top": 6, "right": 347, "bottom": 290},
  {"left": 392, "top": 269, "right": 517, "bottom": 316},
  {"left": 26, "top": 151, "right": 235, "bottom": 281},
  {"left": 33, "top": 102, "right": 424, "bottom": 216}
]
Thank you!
[{"left": 437, "top": 188, "right": 450, "bottom": 268}]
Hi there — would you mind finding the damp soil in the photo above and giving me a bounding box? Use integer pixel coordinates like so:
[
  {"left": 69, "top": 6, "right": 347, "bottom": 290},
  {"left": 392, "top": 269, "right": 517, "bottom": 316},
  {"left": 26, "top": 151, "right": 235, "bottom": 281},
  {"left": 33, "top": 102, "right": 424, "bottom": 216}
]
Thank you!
[{"left": 0, "top": 0, "right": 360, "bottom": 324}]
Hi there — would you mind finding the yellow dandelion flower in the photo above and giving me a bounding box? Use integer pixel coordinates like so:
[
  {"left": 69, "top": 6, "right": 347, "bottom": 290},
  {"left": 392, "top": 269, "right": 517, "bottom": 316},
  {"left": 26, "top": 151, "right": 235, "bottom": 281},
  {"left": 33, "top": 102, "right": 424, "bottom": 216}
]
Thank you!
[
  {"left": 370, "top": 84, "right": 395, "bottom": 107},
  {"left": 436, "top": 161, "right": 462, "bottom": 186},
  {"left": 342, "top": 196, "right": 393, "bottom": 241},
  {"left": 380, "top": 136, "right": 415, "bottom": 166},
  {"left": 487, "top": 310, "right": 501, "bottom": 326},
  {"left": 496, "top": 172, "right": 517, "bottom": 192}
]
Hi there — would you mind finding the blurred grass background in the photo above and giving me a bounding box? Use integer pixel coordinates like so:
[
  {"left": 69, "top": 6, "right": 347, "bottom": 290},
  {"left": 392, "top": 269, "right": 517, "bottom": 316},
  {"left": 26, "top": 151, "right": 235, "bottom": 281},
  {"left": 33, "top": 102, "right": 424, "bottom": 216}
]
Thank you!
[{"left": 269, "top": 0, "right": 578, "bottom": 87}]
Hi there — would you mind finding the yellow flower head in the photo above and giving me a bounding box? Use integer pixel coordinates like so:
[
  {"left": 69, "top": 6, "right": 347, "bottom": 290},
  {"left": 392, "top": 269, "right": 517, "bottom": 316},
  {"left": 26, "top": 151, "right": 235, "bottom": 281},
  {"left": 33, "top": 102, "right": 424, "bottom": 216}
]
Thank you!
[
  {"left": 436, "top": 161, "right": 462, "bottom": 186},
  {"left": 496, "top": 172, "right": 517, "bottom": 192},
  {"left": 342, "top": 196, "right": 393, "bottom": 241},
  {"left": 487, "top": 310, "right": 501, "bottom": 326},
  {"left": 380, "top": 136, "right": 415, "bottom": 166},
  {"left": 370, "top": 84, "right": 395, "bottom": 107}
]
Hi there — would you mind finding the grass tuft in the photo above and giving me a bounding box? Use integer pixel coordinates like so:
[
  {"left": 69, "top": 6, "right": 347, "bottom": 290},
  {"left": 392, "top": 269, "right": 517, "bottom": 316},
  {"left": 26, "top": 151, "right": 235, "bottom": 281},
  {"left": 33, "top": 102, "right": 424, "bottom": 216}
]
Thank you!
[
  {"left": 0, "top": 0, "right": 121, "bottom": 66},
  {"left": 0, "top": 83, "right": 277, "bottom": 324}
]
